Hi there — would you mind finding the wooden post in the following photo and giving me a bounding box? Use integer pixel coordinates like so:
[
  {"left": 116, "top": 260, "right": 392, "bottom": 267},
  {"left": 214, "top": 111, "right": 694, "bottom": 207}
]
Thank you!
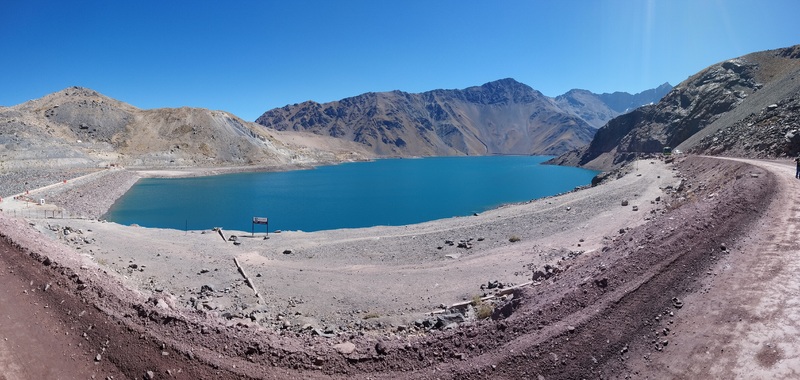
[{"left": 233, "top": 257, "right": 262, "bottom": 302}]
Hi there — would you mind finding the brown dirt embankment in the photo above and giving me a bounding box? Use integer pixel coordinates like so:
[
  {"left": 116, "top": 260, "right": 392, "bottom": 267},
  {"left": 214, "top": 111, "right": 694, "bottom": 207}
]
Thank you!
[{"left": 440, "top": 156, "right": 776, "bottom": 379}]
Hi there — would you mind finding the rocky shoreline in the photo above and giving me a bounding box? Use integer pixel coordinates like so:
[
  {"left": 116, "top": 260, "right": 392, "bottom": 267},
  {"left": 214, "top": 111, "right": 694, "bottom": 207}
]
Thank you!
[{"left": 10, "top": 157, "right": 678, "bottom": 337}]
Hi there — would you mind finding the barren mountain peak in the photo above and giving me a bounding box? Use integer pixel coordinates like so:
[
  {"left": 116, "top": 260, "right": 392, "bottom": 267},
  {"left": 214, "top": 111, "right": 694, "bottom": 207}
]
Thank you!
[
  {"left": 0, "top": 88, "right": 371, "bottom": 176},
  {"left": 256, "top": 79, "right": 668, "bottom": 157}
]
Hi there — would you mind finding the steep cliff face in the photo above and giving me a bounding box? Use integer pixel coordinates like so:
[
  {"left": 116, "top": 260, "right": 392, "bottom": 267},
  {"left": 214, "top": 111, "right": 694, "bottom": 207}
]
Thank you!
[
  {"left": 690, "top": 94, "right": 800, "bottom": 158},
  {"left": 0, "top": 87, "right": 371, "bottom": 170},
  {"left": 256, "top": 79, "right": 670, "bottom": 157},
  {"left": 550, "top": 45, "right": 800, "bottom": 170}
]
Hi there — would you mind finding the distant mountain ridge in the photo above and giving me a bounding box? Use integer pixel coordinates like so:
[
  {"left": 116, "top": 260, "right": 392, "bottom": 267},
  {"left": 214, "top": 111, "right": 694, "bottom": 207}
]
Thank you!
[
  {"left": 255, "top": 79, "right": 671, "bottom": 156},
  {"left": 597, "top": 83, "right": 675, "bottom": 113}
]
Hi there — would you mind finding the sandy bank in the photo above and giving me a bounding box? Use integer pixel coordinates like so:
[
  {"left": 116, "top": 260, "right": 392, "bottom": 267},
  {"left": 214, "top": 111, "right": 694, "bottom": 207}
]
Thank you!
[{"left": 22, "top": 159, "right": 679, "bottom": 336}]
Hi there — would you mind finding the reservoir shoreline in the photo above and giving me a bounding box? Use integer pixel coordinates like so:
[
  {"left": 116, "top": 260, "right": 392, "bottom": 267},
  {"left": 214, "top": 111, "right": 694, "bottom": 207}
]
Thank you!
[{"left": 104, "top": 156, "right": 598, "bottom": 233}]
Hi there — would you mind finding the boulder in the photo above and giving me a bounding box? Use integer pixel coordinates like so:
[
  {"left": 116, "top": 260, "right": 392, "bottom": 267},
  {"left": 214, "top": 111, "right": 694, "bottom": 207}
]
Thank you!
[
  {"left": 334, "top": 342, "right": 356, "bottom": 355},
  {"left": 375, "top": 341, "right": 389, "bottom": 355}
]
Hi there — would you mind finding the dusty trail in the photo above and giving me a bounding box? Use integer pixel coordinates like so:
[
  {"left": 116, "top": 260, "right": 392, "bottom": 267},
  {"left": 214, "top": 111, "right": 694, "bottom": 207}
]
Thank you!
[
  {"left": 0, "top": 240, "right": 123, "bottom": 380},
  {"left": 626, "top": 158, "right": 800, "bottom": 378}
]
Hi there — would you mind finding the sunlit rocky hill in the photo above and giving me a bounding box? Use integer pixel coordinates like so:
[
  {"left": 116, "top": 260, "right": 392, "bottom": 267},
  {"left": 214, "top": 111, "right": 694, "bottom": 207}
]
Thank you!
[
  {"left": 0, "top": 87, "right": 372, "bottom": 173},
  {"left": 551, "top": 44, "right": 800, "bottom": 169}
]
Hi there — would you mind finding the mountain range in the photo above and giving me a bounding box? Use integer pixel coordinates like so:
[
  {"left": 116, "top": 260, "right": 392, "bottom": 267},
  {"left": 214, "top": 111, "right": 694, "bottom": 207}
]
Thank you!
[
  {"left": 4, "top": 44, "right": 799, "bottom": 178},
  {"left": 0, "top": 81, "right": 671, "bottom": 175},
  {"left": 255, "top": 79, "right": 671, "bottom": 156}
]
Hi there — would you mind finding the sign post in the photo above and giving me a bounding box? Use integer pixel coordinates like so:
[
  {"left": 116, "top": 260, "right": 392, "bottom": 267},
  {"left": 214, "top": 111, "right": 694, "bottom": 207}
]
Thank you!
[{"left": 252, "top": 217, "right": 268, "bottom": 237}]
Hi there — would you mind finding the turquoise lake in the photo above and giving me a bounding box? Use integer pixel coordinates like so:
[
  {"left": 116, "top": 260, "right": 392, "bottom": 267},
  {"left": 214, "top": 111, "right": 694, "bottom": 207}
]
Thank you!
[{"left": 105, "top": 156, "right": 598, "bottom": 232}]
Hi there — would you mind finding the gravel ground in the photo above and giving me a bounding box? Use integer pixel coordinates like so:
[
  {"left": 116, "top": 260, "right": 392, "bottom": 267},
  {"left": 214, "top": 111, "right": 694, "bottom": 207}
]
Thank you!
[{"left": 1, "top": 155, "right": 789, "bottom": 379}]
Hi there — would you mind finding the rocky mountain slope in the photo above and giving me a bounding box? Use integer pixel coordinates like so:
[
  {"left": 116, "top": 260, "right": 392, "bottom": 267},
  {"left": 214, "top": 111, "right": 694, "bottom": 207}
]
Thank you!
[
  {"left": 0, "top": 87, "right": 371, "bottom": 173},
  {"left": 255, "top": 79, "right": 670, "bottom": 156},
  {"left": 551, "top": 45, "right": 800, "bottom": 169}
]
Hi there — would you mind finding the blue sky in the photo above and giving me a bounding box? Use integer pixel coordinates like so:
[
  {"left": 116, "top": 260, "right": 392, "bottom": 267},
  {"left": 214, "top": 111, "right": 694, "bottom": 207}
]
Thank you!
[{"left": 1, "top": 1, "right": 797, "bottom": 121}]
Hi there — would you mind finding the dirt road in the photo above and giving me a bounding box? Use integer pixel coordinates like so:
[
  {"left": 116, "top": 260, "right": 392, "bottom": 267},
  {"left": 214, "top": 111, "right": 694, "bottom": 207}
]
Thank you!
[
  {"left": 0, "top": 239, "right": 123, "bottom": 380},
  {"left": 626, "top": 158, "right": 800, "bottom": 379}
]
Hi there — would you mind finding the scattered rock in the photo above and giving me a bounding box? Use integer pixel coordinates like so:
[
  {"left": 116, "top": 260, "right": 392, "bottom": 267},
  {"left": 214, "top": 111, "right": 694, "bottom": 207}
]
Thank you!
[
  {"left": 156, "top": 298, "right": 170, "bottom": 310},
  {"left": 621, "top": 200, "right": 629, "bottom": 206},
  {"left": 375, "top": 341, "right": 389, "bottom": 355},
  {"left": 595, "top": 278, "right": 608, "bottom": 288},
  {"left": 672, "top": 297, "right": 684, "bottom": 309},
  {"left": 283, "top": 249, "right": 292, "bottom": 255},
  {"left": 436, "top": 312, "right": 466, "bottom": 329},
  {"left": 312, "top": 328, "right": 335, "bottom": 338},
  {"left": 334, "top": 342, "right": 356, "bottom": 355}
]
